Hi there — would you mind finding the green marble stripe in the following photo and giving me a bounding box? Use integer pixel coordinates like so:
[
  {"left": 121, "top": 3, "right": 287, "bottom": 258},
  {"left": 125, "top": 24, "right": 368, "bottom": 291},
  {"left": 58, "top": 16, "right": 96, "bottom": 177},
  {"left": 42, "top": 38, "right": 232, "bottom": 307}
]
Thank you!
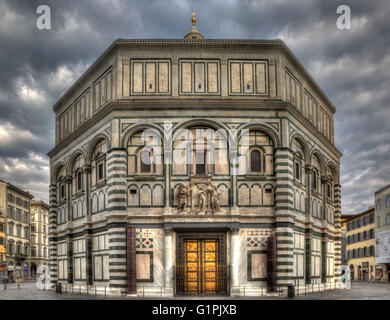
[
  {"left": 275, "top": 222, "right": 294, "bottom": 228},
  {"left": 109, "top": 238, "right": 127, "bottom": 243},
  {"left": 109, "top": 231, "right": 127, "bottom": 236},
  {"left": 109, "top": 276, "right": 127, "bottom": 280},
  {"left": 276, "top": 261, "right": 294, "bottom": 266},
  {"left": 108, "top": 182, "right": 127, "bottom": 186},
  {"left": 275, "top": 169, "right": 293, "bottom": 174},
  {"left": 109, "top": 262, "right": 127, "bottom": 266},
  {"left": 275, "top": 199, "right": 294, "bottom": 205},
  {"left": 276, "top": 269, "right": 293, "bottom": 273},
  {"left": 109, "top": 254, "right": 127, "bottom": 259},
  {"left": 274, "top": 154, "right": 293, "bottom": 160},
  {"left": 276, "top": 276, "right": 293, "bottom": 280},
  {"left": 107, "top": 197, "right": 127, "bottom": 203},
  {"left": 107, "top": 160, "right": 127, "bottom": 165},
  {"left": 108, "top": 189, "right": 127, "bottom": 195},
  {"left": 109, "top": 246, "right": 127, "bottom": 250},
  {"left": 107, "top": 154, "right": 127, "bottom": 159},
  {"left": 109, "top": 284, "right": 127, "bottom": 288},
  {"left": 277, "top": 254, "right": 294, "bottom": 258},
  {"left": 276, "top": 232, "right": 293, "bottom": 237},
  {"left": 274, "top": 247, "right": 293, "bottom": 251},
  {"left": 108, "top": 206, "right": 127, "bottom": 211},
  {"left": 275, "top": 184, "right": 294, "bottom": 189},
  {"left": 277, "top": 240, "right": 294, "bottom": 244},
  {"left": 275, "top": 191, "right": 294, "bottom": 197},
  {"left": 109, "top": 269, "right": 127, "bottom": 273}
]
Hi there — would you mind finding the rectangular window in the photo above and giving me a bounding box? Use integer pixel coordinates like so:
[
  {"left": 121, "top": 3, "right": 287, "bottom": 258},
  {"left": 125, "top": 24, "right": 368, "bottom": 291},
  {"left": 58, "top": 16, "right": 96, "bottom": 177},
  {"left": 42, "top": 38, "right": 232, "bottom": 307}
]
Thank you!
[
  {"left": 386, "top": 195, "right": 390, "bottom": 207},
  {"left": 98, "top": 162, "right": 104, "bottom": 181},
  {"left": 195, "top": 150, "right": 206, "bottom": 175},
  {"left": 94, "top": 68, "right": 112, "bottom": 111},
  {"left": 228, "top": 60, "right": 268, "bottom": 95},
  {"left": 377, "top": 216, "right": 381, "bottom": 228},
  {"left": 295, "top": 162, "right": 300, "bottom": 180},
  {"left": 376, "top": 199, "right": 381, "bottom": 211},
  {"left": 387, "top": 214, "right": 390, "bottom": 225}
]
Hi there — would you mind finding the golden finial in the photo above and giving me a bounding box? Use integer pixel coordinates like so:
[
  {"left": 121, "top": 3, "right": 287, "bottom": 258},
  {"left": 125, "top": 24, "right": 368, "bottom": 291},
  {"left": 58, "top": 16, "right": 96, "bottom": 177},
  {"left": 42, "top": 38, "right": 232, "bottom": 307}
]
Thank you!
[{"left": 191, "top": 12, "right": 197, "bottom": 24}]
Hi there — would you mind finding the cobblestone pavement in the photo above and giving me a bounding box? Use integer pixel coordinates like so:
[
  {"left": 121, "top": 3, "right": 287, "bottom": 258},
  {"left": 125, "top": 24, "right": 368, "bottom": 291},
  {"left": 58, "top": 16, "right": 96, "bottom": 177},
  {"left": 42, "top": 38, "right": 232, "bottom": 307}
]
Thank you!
[
  {"left": 294, "top": 282, "right": 390, "bottom": 300},
  {"left": 0, "top": 281, "right": 389, "bottom": 300}
]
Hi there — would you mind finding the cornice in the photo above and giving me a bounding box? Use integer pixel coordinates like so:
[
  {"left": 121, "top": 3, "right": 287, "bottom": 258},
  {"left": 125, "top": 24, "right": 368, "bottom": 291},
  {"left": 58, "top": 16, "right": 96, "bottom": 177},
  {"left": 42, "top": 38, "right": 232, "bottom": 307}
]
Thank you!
[{"left": 47, "top": 99, "right": 342, "bottom": 161}]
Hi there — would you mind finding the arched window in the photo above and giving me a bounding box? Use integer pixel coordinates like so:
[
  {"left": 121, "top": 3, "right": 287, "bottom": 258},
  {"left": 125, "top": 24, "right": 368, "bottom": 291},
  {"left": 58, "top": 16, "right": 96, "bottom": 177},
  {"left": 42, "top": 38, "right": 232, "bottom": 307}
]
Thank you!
[
  {"left": 292, "top": 139, "right": 305, "bottom": 183},
  {"left": 250, "top": 150, "right": 261, "bottom": 173},
  {"left": 128, "top": 129, "right": 163, "bottom": 176},
  {"left": 312, "top": 170, "right": 318, "bottom": 190},
  {"left": 140, "top": 149, "right": 152, "bottom": 173},
  {"left": 311, "top": 155, "right": 321, "bottom": 193},
  {"left": 91, "top": 139, "right": 107, "bottom": 184},
  {"left": 77, "top": 170, "right": 82, "bottom": 191},
  {"left": 238, "top": 130, "right": 273, "bottom": 176}
]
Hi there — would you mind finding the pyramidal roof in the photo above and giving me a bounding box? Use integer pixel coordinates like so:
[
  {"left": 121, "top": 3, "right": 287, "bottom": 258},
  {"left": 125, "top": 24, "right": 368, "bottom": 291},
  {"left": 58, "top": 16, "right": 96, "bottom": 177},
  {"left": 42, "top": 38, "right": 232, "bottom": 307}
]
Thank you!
[{"left": 184, "top": 12, "right": 204, "bottom": 39}]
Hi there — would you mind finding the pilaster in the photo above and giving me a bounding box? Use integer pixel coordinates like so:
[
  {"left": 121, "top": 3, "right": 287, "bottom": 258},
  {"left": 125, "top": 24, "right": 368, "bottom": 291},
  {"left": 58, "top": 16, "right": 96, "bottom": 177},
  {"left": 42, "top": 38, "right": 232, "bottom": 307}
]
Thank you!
[
  {"left": 274, "top": 148, "right": 295, "bottom": 286},
  {"left": 305, "top": 229, "right": 312, "bottom": 284},
  {"left": 108, "top": 221, "right": 128, "bottom": 294},
  {"left": 49, "top": 184, "right": 58, "bottom": 287},
  {"left": 333, "top": 183, "right": 342, "bottom": 276},
  {"left": 164, "top": 228, "right": 174, "bottom": 295}
]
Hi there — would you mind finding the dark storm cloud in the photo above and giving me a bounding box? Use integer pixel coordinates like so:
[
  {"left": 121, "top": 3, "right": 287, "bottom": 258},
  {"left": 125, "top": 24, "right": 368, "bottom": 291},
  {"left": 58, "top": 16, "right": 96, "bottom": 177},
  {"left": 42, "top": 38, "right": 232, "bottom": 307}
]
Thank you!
[{"left": 0, "top": 0, "right": 389, "bottom": 212}]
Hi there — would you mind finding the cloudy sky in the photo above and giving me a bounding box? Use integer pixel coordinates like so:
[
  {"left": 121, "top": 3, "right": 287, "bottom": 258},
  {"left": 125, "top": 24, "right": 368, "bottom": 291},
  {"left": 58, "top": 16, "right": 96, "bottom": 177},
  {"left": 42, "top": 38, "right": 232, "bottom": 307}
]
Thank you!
[{"left": 0, "top": 0, "right": 389, "bottom": 214}]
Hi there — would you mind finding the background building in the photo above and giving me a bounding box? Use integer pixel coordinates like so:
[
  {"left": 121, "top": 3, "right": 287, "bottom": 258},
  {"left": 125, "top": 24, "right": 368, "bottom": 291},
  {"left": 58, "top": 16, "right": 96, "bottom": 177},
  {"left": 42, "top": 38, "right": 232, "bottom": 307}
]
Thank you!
[
  {"left": 341, "top": 214, "right": 355, "bottom": 266},
  {"left": 0, "top": 190, "right": 5, "bottom": 278},
  {"left": 375, "top": 184, "right": 390, "bottom": 282},
  {"left": 30, "top": 200, "right": 50, "bottom": 277},
  {"left": 48, "top": 17, "right": 342, "bottom": 296},
  {"left": 345, "top": 207, "right": 376, "bottom": 281},
  {"left": 0, "top": 180, "right": 33, "bottom": 281}
]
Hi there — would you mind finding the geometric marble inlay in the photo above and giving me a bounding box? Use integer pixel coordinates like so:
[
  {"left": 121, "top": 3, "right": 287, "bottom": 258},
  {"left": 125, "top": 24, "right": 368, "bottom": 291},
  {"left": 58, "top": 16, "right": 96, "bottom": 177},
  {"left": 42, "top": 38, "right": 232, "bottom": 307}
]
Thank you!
[
  {"left": 136, "top": 229, "right": 154, "bottom": 249},
  {"left": 246, "top": 229, "right": 273, "bottom": 248}
]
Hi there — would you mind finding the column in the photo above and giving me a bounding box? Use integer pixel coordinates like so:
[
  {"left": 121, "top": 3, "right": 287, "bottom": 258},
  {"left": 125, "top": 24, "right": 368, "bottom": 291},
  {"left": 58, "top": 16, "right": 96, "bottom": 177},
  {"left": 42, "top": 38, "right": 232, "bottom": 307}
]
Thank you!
[
  {"left": 164, "top": 228, "right": 173, "bottom": 295},
  {"left": 321, "top": 176, "right": 329, "bottom": 221},
  {"left": 305, "top": 165, "right": 312, "bottom": 216},
  {"left": 108, "top": 222, "right": 127, "bottom": 294},
  {"left": 274, "top": 148, "right": 295, "bottom": 287},
  {"left": 305, "top": 229, "right": 312, "bottom": 284},
  {"left": 67, "top": 236, "right": 73, "bottom": 283},
  {"left": 106, "top": 148, "right": 127, "bottom": 214},
  {"left": 85, "top": 235, "right": 93, "bottom": 285},
  {"left": 126, "top": 226, "right": 136, "bottom": 295},
  {"left": 230, "top": 227, "right": 240, "bottom": 295},
  {"left": 66, "top": 177, "right": 72, "bottom": 221},
  {"left": 82, "top": 165, "right": 91, "bottom": 216},
  {"left": 106, "top": 148, "right": 128, "bottom": 294},
  {"left": 321, "top": 233, "right": 327, "bottom": 283},
  {"left": 163, "top": 122, "right": 172, "bottom": 213},
  {"left": 229, "top": 146, "right": 238, "bottom": 213},
  {"left": 49, "top": 184, "right": 58, "bottom": 288},
  {"left": 333, "top": 183, "right": 342, "bottom": 278}
]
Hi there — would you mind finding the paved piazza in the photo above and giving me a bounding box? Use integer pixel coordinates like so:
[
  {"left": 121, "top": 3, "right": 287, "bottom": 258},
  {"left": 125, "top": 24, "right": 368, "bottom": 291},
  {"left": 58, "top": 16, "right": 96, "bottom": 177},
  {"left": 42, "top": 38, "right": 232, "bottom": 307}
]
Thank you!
[{"left": 0, "top": 282, "right": 389, "bottom": 300}]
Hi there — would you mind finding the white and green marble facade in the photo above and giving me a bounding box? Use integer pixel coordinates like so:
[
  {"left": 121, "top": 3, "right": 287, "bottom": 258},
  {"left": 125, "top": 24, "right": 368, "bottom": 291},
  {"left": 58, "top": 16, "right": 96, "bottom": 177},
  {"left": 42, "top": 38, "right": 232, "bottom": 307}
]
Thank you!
[{"left": 48, "top": 39, "right": 342, "bottom": 297}]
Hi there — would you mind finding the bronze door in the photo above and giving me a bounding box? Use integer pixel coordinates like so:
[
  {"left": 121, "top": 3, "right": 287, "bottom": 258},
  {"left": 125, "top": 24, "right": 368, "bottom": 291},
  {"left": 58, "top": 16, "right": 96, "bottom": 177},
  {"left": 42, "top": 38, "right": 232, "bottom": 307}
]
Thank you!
[{"left": 182, "top": 239, "right": 219, "bottom": 294}]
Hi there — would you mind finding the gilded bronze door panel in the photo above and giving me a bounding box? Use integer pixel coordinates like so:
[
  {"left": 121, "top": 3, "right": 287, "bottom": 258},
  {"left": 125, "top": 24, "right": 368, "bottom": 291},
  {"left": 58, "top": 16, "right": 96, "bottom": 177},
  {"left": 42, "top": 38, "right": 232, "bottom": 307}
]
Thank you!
[{"left": 183, "top": 239, "right": 219, "bottom": 294}]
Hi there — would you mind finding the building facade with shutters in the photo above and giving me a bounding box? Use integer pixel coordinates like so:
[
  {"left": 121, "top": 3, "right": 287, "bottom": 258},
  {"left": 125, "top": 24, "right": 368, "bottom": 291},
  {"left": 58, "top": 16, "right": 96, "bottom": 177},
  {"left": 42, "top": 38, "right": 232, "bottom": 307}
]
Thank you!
[
  {"left": 0, "top": 180, "right": 33, "bottom": 281},
  {"left": 345, "top": 207, "right": 376, "bottom": 281},
  {"left": 30, "top": 200, "right": 50, "bottom": 277},
  {"left": 374, "top": 184, "right": 390, "bottom": 282},
  {"left": 47, "top": 18, "right": 342, "bottom": 296}
]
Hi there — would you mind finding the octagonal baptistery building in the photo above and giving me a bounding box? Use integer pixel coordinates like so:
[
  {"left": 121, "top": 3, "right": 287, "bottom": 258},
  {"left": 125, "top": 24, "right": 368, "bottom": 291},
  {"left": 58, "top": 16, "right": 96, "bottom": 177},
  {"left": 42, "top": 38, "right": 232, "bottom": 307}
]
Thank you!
[{"left": 48, "top": 19, "right": 342, "bottom": 297}]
